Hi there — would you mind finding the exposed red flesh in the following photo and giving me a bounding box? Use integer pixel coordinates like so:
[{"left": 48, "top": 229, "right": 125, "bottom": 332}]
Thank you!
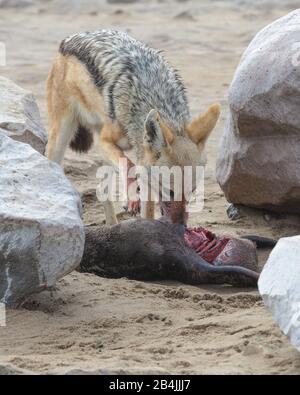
[
  {"left": 184, "top": 227, "right": 258, "bottom": 271},
  {"left": 184, "top": 227, "right": 230, "bottom": 264}
]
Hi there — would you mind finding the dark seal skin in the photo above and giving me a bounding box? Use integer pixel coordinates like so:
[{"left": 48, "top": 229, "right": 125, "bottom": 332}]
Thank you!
[{"left": 79, "top": 218, "right": 260, "bottom": 287}]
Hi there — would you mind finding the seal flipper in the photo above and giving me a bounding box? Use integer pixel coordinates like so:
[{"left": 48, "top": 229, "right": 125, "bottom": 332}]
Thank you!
[{"left": 242, "top": 235, "right": 277, "bottom": 248}]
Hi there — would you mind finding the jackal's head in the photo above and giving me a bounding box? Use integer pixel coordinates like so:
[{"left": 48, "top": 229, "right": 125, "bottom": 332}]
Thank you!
[{"left": 142, "top": 103, "right": 221, "bottom": 225}]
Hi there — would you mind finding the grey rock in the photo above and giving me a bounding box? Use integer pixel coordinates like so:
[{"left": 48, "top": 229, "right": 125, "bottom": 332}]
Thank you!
[
  {"left": 0, "top": 76, "right": 47, "bottom": 154},
  {"left": 0, "top": 133, "right": 85, "bottom": 307},
  {"left": 227, "top": 204, "right": 242, "bottom": 220},
  {"left": 216, "top": 10, "right": 300, "bottom": 213}
]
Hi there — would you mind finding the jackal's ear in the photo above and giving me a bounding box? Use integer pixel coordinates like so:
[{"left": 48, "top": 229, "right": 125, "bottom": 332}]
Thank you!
[
  {"left": 144, "top": 109, "right": 174, "bottom": 152},
  {"left": 186, "top": 104, "right": 221, "bottom": 149}
]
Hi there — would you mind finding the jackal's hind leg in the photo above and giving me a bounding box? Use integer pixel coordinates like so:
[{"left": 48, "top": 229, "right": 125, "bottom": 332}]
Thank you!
[{"left": 46, "top": 116, "right": 77, "bottom": 165}]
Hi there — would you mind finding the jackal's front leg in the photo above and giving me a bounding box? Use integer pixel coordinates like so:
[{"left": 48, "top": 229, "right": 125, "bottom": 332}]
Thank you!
[
  {"left": 141, "top": 200, "right": 155, "bottom": 220},
  {"left": 99, "top": 121, "right": 140, "bottom": 220},
  {"left": 121, "top": 158, "right": 141, "bottom": 216}
]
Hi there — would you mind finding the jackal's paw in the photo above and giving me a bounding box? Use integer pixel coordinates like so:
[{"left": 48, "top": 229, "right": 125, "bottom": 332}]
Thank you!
[{"left": 123, "top": 199, "right": 141, "bottom": 216}]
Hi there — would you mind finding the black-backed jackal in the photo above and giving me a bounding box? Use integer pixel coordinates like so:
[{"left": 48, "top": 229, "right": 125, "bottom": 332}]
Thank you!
[{"left": 46, "top": 30, "right": 220, "bottom": 225}]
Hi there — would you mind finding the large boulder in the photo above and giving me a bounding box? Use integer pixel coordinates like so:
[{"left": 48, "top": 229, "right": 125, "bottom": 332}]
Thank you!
[
  {"left": 0, "top": 132, "right": 85, "bottom": 307},
  {"left": 258, "top": 236, "right": 300, "bottom": 353},
  {"left": 0, "top": 76, "right": 47, "bottom": 154},
  {"left": 216, "top": 10, "right": 300, "bottom": 213}
]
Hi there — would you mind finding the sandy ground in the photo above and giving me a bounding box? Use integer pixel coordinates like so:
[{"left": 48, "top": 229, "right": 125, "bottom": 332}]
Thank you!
[{"left": 1, "top": 0, "right": 300, "bottom": 375}]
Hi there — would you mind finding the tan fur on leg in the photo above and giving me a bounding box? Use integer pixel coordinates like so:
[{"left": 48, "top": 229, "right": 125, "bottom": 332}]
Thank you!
[
  {"left": 99, "top": 121, "right": 132, "bottom": 166},
  {"left": 102, "top": 199, "right": 118, "bottom": 225},
  {"left": 141, "top": 200, "right": 155, "bottom": 220}
]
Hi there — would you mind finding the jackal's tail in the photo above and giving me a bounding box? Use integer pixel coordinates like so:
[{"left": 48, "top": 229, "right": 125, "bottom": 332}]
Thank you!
[{"left": 69, "top": 125, "right": 94, "bottom": 153}]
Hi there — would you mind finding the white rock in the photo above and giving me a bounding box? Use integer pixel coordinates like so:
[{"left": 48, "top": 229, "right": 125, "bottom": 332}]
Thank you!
[
  {"left": 258, "top": 236, "right": 300, "bottom": 352},
  {"left": 0, "top": 76, "right": 47, "bottom": 154},
  {"left": 0, "top": 132, "right": 85, "bottom": 306}
]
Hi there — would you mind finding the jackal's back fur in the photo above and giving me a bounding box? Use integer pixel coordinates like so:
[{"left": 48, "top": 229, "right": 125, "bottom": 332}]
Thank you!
[{"left": 59, "top": 30, "right": 190, "bottom": 153}]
